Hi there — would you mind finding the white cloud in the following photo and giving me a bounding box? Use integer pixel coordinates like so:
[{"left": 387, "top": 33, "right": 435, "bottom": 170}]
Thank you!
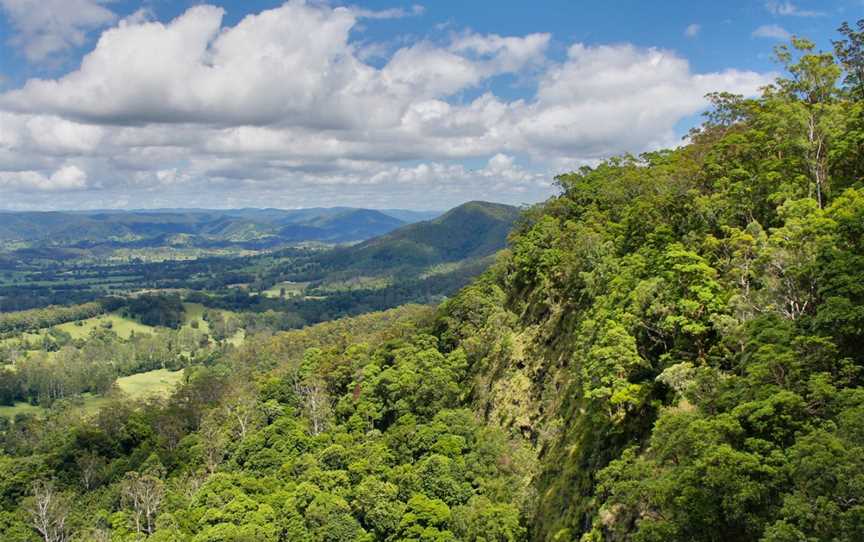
[
  {"left": 765, "top": 1, "right": 824, "bottom": 17},
  {"left": 0, "top": 0, "right": 116, "bottom": 61},
  {"left": 0, "top": 164, "right": 88, "bottom": 191},
  {"left": 0, "top": 1, "right": 773, "bottom": 209},
  {"left": 0, "top": 3, "right": 547, "bottom": 131},
  {"left": 684, "top": 24, "right": 701, "bottom": 38},
  {"left": 753, "top": 24, "right": 792, "bottom": 40},
  {"left": 518, "top": 43, "right": 768, "bottom": 159}
]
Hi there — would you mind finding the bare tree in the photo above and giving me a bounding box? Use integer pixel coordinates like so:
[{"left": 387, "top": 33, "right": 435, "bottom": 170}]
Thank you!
[
  {"left": 224, "top": 388, "right": 260, "bottom": 441},
  {"left": 294, "top": 379, "right": 332, "bottom": 436},
  {"left": 120, "top": 471, "right": 164, "bottom": 536},
  {"left": 28, "top": 480, "right": 70, "bottom": 542},
  {"left": 198, "top": 414, "right": 226, "bottom": 474},
  {"left": 76, "top": 451, "right": 105, "bottom": 491}
]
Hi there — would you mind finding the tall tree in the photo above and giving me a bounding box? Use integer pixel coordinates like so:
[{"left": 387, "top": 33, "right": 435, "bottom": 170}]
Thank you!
[{"left": 27, "top": 481, "right": 70, "bottom": 542}]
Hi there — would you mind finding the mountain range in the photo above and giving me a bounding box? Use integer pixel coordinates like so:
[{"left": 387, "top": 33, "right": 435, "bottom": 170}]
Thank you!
[{"left": 0, "top": 207, "right": 442, "bottom": 249}]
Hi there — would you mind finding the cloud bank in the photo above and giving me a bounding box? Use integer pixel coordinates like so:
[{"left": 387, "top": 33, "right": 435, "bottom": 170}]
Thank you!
[{"left": 0, "top": 1, "right": 772, "bottom": 210}]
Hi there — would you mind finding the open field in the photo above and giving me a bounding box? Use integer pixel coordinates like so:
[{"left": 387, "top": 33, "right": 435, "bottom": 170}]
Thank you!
[
  {"left": 117, "top": 368, "right": 185, "bottom": 398},
  {"left": 0, "top": 401, "right": 42, "bottom": 418},
  {"left": 261, "top": 281, "right": 308, "bottom": 298},
  {"left": 55, "top": 312, "right": 154, "bottom": 339},
  {"left": 0, "top": 368, "right": 185, "bottom": 419},
  {"left": 182, "top": 302, "right": 209, "bottom": 331},
  {"left": 2, "top": 303, "right": 242, "bottom": 353},
  {"left": 0, "top": 312, "right": 156, "bottom": 350},
  {"left": 182, "top": 302, "right": 245, "bottom": 345}
]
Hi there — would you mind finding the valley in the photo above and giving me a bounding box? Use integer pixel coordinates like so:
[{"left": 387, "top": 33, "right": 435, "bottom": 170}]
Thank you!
[{"left": 0, "top": 201, "right": 518, "bottom": 423}]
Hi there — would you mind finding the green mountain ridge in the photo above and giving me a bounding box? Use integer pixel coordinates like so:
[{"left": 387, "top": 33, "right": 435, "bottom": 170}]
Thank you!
[
  {"left": 0, "top": 207, "right": 439, "bottom": 248},
  {"left": 317, "top": 201, "right": 522, "bottom": 276}
]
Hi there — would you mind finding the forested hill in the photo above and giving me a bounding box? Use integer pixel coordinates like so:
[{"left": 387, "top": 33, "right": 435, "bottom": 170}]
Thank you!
[
  {"left": 315, "top": 201, "right": 521, "bottom": 275},
  {"left": 1, "top": 32, "right": 863, "bottom": 542},
  {"left": 358, "top": 201, "right": 521, "bottom": 261},
  {"left": 434, "top": 35, "right": 864, "bottom": 540}
]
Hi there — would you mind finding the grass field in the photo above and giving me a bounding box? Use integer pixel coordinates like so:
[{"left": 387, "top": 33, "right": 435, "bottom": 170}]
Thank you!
[
  {"left": 0, "top": 312, "right": 155, "bottom": 350},
  {"left": 261, "top": 281, "right": 308, "bottom": 298},
  {"left": 2, "top": 303, "right": 243, "bottom": 354},
  {"left": 0, "top": 401, "right": 42, "bottom": 418},
  {"left": 117, "top": 368, "right": 185, "bottom": 398},
  {"left": 182, "top": 302, "right": 209, "bottom": 331},
  {"left": 55, "top": 312, "right": 154, "bottom": 339},
  {"left": 0, "top": 368, "right": 185, "bottom": 419},
  {"left": 182, "top": 302, "right": 245, "bottom": 345},
  {"left": 81, "top": 369, "right": 185, "bottom": 412}
]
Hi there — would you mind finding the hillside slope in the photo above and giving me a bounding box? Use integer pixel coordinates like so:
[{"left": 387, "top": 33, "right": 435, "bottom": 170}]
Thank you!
[
  {"left": 317, "top": 201, "right": 520, "bottom": 275},
  {"left": 433, "top": 40, "right": 864, "bottom": 541}
]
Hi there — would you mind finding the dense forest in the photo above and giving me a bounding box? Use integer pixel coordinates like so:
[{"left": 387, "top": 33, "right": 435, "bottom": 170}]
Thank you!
[{"left": 1, "top": 26, "right": 863, "bottom": 542}]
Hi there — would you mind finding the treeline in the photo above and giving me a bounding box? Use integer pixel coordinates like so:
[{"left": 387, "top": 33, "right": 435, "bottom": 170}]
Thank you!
[
  {"left": 0, "top": 286, "right": 107, "bottom": 312},
  {"left": 0, "top": 300, "right": 120, "bottom": 335},
  {"left": 126, "top": 294, "right": 185, "bottom": 328},
  {"left": 0, "top": 325, "right": 214, "bottom": 407},
  {"left": 0, "top": 246, "right": 320, "bottom": 311}
]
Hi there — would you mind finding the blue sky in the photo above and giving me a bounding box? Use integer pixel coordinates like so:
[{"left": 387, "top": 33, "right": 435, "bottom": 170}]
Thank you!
[{"left": 0, "top": 0, "right": 858, "bottom": 210}]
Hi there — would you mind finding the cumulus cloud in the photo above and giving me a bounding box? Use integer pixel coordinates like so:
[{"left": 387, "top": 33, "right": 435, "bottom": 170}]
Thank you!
[
  {"left": 1, "top": 4, "right": 549, "bottom": 128},
  {"left": 519, "top": 43, "right": 768, "bottom": 158},
  {"left": 0, "top": 1, "right": 773, "bottom": 208},
  {"left": 0, "top": 0, "right": 115, "bottom": 61},
  {"left": 0, "top": 164, "right": 88, "bottom": 191},
  {"left": 684, "top": 24, "right": 701, "bottom": 38},
  {"left": 753, "top": 24, "right": 792, "bottom": 40}
]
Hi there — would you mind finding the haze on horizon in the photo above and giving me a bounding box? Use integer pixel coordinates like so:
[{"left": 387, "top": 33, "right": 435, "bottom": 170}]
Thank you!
[{"left": 0, "top": 0, "right": 852, "bottom": 211}]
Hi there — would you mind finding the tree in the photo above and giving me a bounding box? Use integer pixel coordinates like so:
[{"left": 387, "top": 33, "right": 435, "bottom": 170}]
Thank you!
[
  {"left": 772, "top": 38, "right": 843, "bottom": 207},
  {"left": 75, "top": 451, "right": 105, "bottom": 491},
  {"left": 198, "top": 413, "right": 226, "bottom": 475},
  {"left": 120, "top": 471, "right": 165, "bottom": 536},
  {"left": 27, "top": 481, "right": 70, "bottom": 542},
  {"left": 224, "top": 384, "right": 260, "bottom": 441},
  {"left": 295, "top": 378, "right": 331, "bottom": 436},
  {"left": 397, "top": 494, "right": 456, "bottom": 542},
  {"left": 834, "top": 19, "right": 864, "bottom": 99}
]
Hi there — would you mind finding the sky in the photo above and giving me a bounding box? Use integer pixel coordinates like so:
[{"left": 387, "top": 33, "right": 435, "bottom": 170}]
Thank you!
[{"left": 0, "top": 1, "right": 858, "bottom": 211}]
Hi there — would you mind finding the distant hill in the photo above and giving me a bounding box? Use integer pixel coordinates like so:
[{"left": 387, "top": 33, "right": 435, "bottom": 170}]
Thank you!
[
  {"left": 0, "top": 207, "right": 435, "bottom": 249},
  {"left": 378, "top": 209, "right": 441, "bottom": 223},
  {"left": 278, "top": 209, "right": 405, "bottom": 242},
  {"left": 345, "top": 201, "right": 519, "bottom": 267},
  {"left": 305, "top": 201, "right": 521, "bottom": 281}
]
